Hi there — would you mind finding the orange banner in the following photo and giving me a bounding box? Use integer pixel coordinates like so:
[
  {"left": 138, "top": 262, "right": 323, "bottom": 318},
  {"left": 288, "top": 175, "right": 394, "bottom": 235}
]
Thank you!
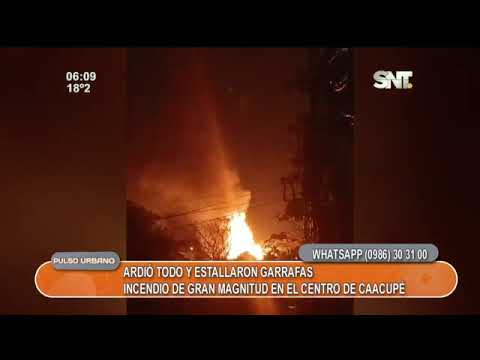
[{"left": 35, "top": 261, "right": 457, "bottom": 298}]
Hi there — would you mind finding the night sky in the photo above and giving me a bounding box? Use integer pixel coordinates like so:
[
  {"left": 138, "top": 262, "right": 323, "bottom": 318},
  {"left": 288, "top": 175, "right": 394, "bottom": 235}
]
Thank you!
[{"left": 127, "top": 48, "right": 307, "bottom": 242}]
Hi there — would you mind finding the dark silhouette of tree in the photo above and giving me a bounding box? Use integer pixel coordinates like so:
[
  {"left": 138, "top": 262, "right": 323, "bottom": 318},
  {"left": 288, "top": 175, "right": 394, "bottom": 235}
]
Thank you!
[
  {"left": 127, "top": 200, "right": 176, "bottom": 260},
  {"left": 263, "top": 232, "right": 302, "bottom": 260},
  {"left": 194, "top": 218, "right": 230, "bottom": 260}
]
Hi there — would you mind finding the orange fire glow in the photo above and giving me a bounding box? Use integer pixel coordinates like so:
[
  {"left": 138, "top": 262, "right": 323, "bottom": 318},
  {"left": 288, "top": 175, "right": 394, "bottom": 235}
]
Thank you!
[{"left": 226, "top": 212, "right": 264, "bottom": 260}]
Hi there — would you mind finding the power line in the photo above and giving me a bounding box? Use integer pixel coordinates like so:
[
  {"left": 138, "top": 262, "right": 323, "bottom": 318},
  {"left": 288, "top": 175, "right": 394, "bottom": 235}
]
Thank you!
[
  {"left": 168, "top": 199, "right": 282, "bottom": 229},
  {"left": 157, "top": 191, "right": 281, "bottom": 220},
  {"left": 175, "top": 186, "right": 281, "bottom": 206},
  {"left": 194, "top": 193, "right": 252, "bottom": 209},
  {"left": 158, "top": 200, "right": 252, "bottom": 220}
]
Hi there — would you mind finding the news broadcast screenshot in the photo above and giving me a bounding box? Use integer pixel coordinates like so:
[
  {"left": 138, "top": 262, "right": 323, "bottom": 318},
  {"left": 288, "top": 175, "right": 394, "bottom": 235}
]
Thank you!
[{"left": 1, "top": 47, "right": 478, "bottom": 318}]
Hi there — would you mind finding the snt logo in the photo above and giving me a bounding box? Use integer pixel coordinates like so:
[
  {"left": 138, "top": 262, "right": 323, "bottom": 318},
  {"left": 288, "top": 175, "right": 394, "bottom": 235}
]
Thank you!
[{"left": 373, "top": 71, "right": 413, "bottom": 89}]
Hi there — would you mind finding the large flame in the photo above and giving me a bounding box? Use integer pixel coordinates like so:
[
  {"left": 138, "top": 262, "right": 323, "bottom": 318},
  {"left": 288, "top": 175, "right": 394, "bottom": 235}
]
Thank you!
[{"left": 226, "top": 212, "right": 264, "bottom": 260}]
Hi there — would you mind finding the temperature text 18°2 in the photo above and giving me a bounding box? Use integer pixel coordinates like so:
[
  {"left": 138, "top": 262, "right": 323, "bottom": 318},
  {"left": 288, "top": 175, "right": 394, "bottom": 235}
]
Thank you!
[{"left": 66, "top": 71, "right": 96, "bottom": 94}]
